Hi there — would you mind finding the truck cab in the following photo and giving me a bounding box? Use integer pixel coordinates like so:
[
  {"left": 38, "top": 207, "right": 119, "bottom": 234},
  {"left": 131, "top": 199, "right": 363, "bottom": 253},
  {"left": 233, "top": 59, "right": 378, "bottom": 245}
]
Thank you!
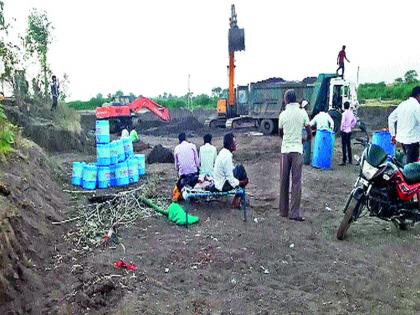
[{"left": 328, "top": 78, "right": 359, "bottom": 112}]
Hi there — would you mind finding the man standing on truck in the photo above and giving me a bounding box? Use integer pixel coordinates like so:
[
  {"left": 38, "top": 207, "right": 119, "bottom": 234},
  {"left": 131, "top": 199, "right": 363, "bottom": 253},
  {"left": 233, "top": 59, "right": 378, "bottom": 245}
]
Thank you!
[
  {"left": 278, "top": 89, "right": 312, "bottom": 222},
  {"left": 336, "top": 45, "right": 350, "bottom": 78},
  {"left": 50, "top": 75, "right": 59, "bottom": 111},
  {"left": 388, "top": 86, "right": 420, "bottom": 164}
]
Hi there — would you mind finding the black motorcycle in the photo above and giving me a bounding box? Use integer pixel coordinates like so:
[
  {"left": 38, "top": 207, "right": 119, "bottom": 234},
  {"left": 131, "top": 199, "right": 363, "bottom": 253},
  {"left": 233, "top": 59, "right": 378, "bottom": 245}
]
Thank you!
[{"left": 336, "top": 132, "right": 420, "bottom": 240}]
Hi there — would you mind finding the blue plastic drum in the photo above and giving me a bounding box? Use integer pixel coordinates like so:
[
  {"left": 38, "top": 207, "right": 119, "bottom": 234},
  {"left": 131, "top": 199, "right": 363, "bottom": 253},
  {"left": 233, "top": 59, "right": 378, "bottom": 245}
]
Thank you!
[
  {"left": 96, "top": 120, "right": 110, "bottom": 144},
  {"left": 127, "top": 158, "right": 139, "bottom": 183},
  {"left": 109, "top": 141, "right": 118, "bottom": 165},
  {"left": 97, "top": 166, "right": 111, "bottom": 189},
  {"left": 97, "top": 143, "right": 111, "bottom": 166},
  {"left": 82, "top": 163, "right": 97, "bottom": 190},
  {"left": 372, "top": 130, "right": 395, "bottom": 156},
  {"left": 135, "top": 154, "right": 146, "bottom": 176},
  {"left": 115, "top": 162, "right": 129, "bottom": 186},
  {"left": 312, "top": 129, "right": 335, "bottom": 170},
  {"left": 110, "top": 164, "right": 117, "bottom": 187},
  {"left": 116, "top": 140, "right": 125, "bottom": 163},
  {"left": 72, "top": 162, "right": 85, "bottom": 186},
  {"left": 123, "top": 138, "right": 134, "bottom": 159}
]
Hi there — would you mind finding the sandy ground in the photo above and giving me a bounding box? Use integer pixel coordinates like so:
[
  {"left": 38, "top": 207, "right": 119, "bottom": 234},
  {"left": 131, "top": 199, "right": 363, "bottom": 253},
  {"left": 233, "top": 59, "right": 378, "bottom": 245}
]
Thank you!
[{"left": 51, "top": 131, "right": 420, "bottom": 315}]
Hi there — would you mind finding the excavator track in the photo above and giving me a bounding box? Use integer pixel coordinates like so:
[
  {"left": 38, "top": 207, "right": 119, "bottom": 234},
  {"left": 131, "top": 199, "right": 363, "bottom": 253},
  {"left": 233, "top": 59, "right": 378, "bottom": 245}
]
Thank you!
[
  {"left": 206, "top": 117, "right": 227, "bottom": 129},
  {"left": 226, "top": 116, "right": 257, "bottom": 129}
]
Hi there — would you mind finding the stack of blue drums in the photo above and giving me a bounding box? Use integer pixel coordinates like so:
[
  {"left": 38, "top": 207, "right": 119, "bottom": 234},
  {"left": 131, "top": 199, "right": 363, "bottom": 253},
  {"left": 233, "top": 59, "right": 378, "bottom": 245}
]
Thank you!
[{"left": 71, "top": 120, "right": 146, "bottom": 189}]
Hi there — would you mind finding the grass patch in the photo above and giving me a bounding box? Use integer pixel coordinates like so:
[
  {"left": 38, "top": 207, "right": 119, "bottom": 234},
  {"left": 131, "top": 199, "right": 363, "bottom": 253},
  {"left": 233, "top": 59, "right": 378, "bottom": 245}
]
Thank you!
[{"left": 55, "top": 103, "right": 82, "bottom": 134}]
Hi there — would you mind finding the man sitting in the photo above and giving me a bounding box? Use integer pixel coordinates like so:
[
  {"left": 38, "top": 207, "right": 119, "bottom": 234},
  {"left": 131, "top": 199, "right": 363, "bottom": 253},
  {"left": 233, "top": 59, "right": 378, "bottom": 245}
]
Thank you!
[
  {"left": 199, "top": 133, "right": 217, "bottom": 180},
  {"left": 174, "top": 132, "right": 200, "bottom": 190},
  {"left": 213, "top": 133, "right": 248, "bottom": 207}
]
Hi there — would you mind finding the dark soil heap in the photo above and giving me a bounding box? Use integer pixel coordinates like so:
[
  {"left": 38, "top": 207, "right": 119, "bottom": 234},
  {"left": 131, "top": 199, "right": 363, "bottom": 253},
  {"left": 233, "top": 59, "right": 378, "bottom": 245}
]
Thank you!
[
  {"left": 147, "top": 144, "right": 174, "bottom": 164},
  {"left": 0, "top": 140, "right": 70, "bottom": 314},
  {"left": 2, "top": 101, "right": 94, "bottom": 154},
  {"left": 140, "top": 117, "right": 209, "bottom": 137}
]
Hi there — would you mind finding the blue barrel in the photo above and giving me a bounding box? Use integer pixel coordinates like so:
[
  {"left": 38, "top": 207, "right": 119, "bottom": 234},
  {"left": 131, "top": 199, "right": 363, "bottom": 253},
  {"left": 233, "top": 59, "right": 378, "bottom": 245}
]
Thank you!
[
  {"left": 96, "top": 120, "right": 110, "bottom": 144},
  {"left": 127, "top": 158, "right": 139, "bottom": 183},
  {"left": 372, "top": 130, "right": 395, "bottom": 156},
  {"left": 312, "top": 129, "right": 335, "bottom": 170},
  {"left": 97, "top": 143, "right": 111, "bottom": 166},
  {"left": 110, "top": 164, "right": 117, "bottom": 187},
  {"left": 123, "top": 138, "right": 134, "bottom": 159},
  {"left": 97, "top": 166, "right": 111, "bottom": 189},
  {"left": 82, "top": 164, "right": 97, "bottom": 190},
  {"left": 135, "top": 154, "right": 146, "bottom": 176},
  {"left": 71, "top": 162, "right": 85, "bottom": 186},
  {"left": 109, "top": 141, "right": 118, "bottom": 165},
  {"left": 116, "top": 140, "right": 125, "bottom": 162},
  {"left": 115, "top": 162, "right": 129, "bottom": 186}
]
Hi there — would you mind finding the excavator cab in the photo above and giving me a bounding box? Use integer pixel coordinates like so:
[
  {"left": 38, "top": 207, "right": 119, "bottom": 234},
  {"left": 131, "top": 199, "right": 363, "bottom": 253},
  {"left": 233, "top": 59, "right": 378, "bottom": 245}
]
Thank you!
[{"left": 217, "top": 99, "right": 227, "bottom": 116}]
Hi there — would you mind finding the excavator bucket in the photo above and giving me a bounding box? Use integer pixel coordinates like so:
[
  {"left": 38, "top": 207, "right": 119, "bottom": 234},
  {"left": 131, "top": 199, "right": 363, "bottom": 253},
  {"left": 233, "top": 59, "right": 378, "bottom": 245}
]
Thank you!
[{"left": 229, "top": 28, "right": 245, "bottom": 52}]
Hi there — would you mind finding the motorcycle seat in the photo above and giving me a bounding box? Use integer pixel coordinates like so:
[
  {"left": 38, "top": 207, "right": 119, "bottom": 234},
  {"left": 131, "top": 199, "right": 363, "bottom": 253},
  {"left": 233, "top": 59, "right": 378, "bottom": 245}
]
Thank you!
[{"left": 401, "top": 162, "right": 420, "bottom": 185}]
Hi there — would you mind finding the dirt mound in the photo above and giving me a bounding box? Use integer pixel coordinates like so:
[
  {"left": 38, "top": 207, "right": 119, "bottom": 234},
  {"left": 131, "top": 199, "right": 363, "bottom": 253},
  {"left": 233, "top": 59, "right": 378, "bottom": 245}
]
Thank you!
[
  {"left": 3, "top": 103, "right": 95, "bottom": 154},
  {"left": 0, "top": 140, "right": 72, "bottom": 314},
  {"left": 147, "top": 144, "right": 174, "bottom": 164},
  {"left": 358, "top": 105, "right": 397, "bottom": 131},
  {"left": 141, "top": 116, "right": 208, "bottom": 137}
]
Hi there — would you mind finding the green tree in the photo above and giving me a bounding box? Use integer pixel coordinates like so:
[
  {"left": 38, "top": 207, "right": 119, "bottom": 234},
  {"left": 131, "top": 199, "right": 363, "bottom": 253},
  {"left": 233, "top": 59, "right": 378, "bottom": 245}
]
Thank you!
[
  {"left": 114, "top": 90, "right": 124, "bottom": 97},
  {"left": 404, "top": 70, "right": 418, "bottom": 83},
  {"left": 25, "top": 9, "right": 53, "bottom": 97},
  {"left": 394, "top": 77, "right": 403, "bottom": 84},
  {"left": 96, "top": 93, "right": 103, "bottom": 99},
  {"left": 211, "top": 87, "right": 222, "bottom": 98}
]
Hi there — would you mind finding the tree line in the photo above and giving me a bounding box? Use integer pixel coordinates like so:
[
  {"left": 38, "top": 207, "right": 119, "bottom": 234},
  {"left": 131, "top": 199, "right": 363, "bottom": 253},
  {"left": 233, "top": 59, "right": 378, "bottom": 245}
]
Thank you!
[
  {"left": 67, "top": 87, "right": 228, "bottom": 110},
  {"left": 357, "top": 70, "right": 419, "bottom": 102}
]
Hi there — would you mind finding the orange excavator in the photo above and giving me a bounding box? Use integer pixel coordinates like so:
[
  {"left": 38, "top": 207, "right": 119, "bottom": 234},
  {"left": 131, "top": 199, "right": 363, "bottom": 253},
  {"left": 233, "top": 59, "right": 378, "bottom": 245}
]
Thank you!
[{"left": 96, "top": 96, "right": 170, "bottom": 133}]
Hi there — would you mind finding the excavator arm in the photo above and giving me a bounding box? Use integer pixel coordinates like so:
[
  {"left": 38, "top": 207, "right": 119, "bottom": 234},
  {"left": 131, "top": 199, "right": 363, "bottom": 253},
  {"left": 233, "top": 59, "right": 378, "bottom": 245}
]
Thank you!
[
  {"left": 96, "top": 97, "right": 170, "bottom": 121},
  {"left": 128, "top": 97, "right": 171, "bottom": 121}
]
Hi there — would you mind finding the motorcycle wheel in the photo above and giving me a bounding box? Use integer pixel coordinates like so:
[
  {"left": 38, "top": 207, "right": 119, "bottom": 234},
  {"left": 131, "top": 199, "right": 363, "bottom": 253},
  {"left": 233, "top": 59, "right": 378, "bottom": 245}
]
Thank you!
[{"left": 337, "top": 194, "right": 362, "bottom": 240}]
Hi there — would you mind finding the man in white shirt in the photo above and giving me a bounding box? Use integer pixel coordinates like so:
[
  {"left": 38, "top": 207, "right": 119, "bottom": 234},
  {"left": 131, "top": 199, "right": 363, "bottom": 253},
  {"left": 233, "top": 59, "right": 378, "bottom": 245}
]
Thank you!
[
  {"left": 310, "top": 110, "right": 334, "bottom": 130},
  {"left": 388, "top": 86, "right": 420, "bottom": 164},
  {"left": 213, "top": 133, "right": 248, "bottom": 207},
  {"left": 199, "top": 134, "right": 217, "bottom": 179},
  {"left": 278, "top": 89, "right": 312, "bottom": 222}
]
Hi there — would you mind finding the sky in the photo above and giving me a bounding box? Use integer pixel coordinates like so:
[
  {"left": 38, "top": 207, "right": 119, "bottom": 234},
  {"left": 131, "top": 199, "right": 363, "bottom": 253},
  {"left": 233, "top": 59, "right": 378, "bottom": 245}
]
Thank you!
[{"left": 2, "top": 0, "right": 420, "bottom": 101}]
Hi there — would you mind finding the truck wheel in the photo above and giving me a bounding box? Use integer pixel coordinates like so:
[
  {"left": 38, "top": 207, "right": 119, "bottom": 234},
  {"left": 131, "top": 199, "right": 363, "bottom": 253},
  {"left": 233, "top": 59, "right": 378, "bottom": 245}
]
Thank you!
[
  {"left": 328, "top": 110, "right": 342, "bottom": 133},
  {"left": 259, "top": 119, "right": 275, "bottom": 135}
]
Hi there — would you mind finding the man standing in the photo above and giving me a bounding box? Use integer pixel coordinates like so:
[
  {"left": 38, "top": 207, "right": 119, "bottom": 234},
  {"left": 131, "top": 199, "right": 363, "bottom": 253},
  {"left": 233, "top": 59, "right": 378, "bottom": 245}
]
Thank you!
[
  {"left": 339, "top": 101, "right": 357, "bottom": 166},
  {"left": 278, "top": 89, "right": 312, "bottom": 222},
  {"left": 336, "top": 45, "right": 350, "bottom": 77},
  {"left": 174, "top": 132, "right": 200, "bottom": 189},
  {"left": 199, "top": 133, "right": 217, "bottom": 179},
  {"left": 50, "top": 75, "right": 59, "bottom": 111},
  {"left": 388, "top": 86, "right": 420, "bottom": 164}
]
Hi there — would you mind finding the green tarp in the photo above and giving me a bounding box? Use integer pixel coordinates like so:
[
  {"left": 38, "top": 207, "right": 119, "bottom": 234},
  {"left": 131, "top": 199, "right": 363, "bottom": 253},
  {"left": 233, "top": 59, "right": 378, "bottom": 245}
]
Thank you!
[{"left": 167, "top": 203, "right": 199, "bottom": 226}]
